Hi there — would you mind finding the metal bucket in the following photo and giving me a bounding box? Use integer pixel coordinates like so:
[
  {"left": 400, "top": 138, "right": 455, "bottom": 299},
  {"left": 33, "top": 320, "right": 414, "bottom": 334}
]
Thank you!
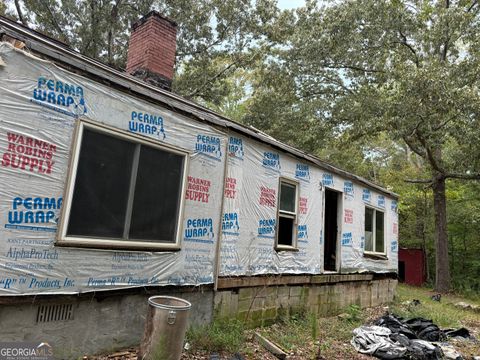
[{"left": 139, "top": 296, "right": 192, "bottom": 360}]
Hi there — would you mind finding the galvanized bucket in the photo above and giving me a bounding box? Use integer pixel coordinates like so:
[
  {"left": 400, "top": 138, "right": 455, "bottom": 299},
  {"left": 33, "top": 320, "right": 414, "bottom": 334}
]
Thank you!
[{"left": 140, "top": 296, "right": 192, "bottom": 360}]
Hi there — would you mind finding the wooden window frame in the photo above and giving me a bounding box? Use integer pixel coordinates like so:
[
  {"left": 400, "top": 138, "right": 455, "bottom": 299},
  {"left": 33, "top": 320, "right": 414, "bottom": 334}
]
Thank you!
[
  {"left": 57, "top": 119, "right": 189, "bottom": 251},
  {"left": 364, "top": 205, "right": 386, "bottom": 257},
  {"left": 275, "top": 177, "right": 299, "bottom": 251}
]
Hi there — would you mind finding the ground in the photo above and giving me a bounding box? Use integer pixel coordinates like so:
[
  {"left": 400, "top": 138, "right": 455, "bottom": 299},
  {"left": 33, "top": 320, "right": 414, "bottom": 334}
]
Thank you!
[{"left": 85, "top": 284, "right": 480, "bottom": 360}]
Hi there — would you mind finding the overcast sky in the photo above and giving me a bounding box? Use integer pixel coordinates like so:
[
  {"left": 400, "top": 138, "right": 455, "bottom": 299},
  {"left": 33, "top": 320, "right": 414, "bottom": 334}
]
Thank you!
[{"left": 277, "top": 0, "right": 306, "bottom": 9}]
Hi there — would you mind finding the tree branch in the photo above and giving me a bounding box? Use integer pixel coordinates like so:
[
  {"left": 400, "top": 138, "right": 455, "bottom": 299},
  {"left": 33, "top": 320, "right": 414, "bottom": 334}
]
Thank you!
[
  {"left": 432, "top": 115, "right": 456, "bottom": 131},
  {"left": 320, "top": 62, "right": 384, "bottom": 74},
  {"left": 415, "top": 129, "right": 445, "bottom": 174},
  {"left": 397, "top": 30, "right": 420, "bottom": 67},
  {"left": 14, "top": 0, "right": 28, "bottom": 26},
  {"left": 467, "top": 0, "right": 478, "bottom": 13},
  {"left": 445, "top": 172, "right": 480, "bottom": 180},
  {"left": 177, "top": 24, "right": 232, "bottom": 58},
  {"left": 42, "top": 2, "right": 70, "bottom": 45},
  {"left": 300, "top": 75, "right": 355, "bottom": 99},
  {"left": 405, "top": 179, "right": 433, "bottom": 184},
  {"left": 187, "top": 53, "right": 250, "bottom": 98},
  {"left": 402, "top": 135, "right": 425, "bottom": 158}
]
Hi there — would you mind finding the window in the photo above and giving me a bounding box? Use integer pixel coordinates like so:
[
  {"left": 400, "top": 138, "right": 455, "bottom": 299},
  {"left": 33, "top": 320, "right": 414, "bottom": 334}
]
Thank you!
[
  {"left": 58, "top": 121, "right": 187, "bottom": 250},
  {"left": 364, "top": 207, "right": 385, "bottom": 254},
  {"left": 276, "top": 179, "right": 298, "bottom": 250}
]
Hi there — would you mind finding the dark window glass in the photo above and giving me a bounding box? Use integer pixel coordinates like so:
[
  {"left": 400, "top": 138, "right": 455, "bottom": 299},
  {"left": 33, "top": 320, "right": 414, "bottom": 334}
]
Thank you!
[
  {"left": 280, "top": 182, "right": 296, "bottom": 212},
  {"left": 129, "top": 146, "right": 184, "bottom": 242},
  {"left": 67, "top": 129, "right": 134, "bottom": 238},
  {"left": 364, "top": 207, "right": 384, "bottom": 253},
  {"left": 375, "top": 210, "right": 384, "bottom": 253},
  {"left": 365, "top": 207, "right": 374, "bottom": 251},
  {"left": 66, "top": 126, "right": 186, "bottom": 245},
  {"left": 278, "top": 216, "right": 294, "bottom": 246}
]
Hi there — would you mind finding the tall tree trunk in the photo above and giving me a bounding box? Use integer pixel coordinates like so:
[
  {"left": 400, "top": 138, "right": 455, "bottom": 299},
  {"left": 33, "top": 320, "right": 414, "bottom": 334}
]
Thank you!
[
  {"left": 462, "top": 222, "right": 467, "bottom": 273},
  {"left": 90, "top": 0, "right": 97, "bottom": 57},
  {"left": 450, "top": 234, "right": 454, "bottom": 274},
  {"left": 432, "top": 173, "right": 451, "bottom": 292},
  {"left": 107, "top": 0, "right": 121, "bottom": 66},
  {"left": 422, "top": 189, "right": 430, "bottom": 282},
  {"left": 14, "top": 0, "right": 28, "bottom": 26}
]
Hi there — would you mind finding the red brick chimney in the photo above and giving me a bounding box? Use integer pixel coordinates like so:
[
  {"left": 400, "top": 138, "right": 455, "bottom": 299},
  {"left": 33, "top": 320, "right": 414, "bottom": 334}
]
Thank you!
[{"left": 126, "top": 11, "right": 177, "bottom": 91}]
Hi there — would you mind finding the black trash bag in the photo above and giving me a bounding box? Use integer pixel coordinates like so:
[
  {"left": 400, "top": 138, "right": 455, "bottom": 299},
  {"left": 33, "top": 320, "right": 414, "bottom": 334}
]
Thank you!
[
  {"left": 375, "top": 315, "right": 417, "bottom": 339},
  {"left": 403, "top": 318, "right": 444, "bottom": 341},
  {"left": 418, "top": 325, "right": 442, "bottom": 342},
  {"left": 443, "top": 327, "right": 471, "bottom": 339},
  {"left": 389, "top": 333, "right": 443, "bottom": 360},
  {"left": 403, "top": 317, "right": 433, "bottom": 331},
  {"left": 407, "top": 339, "right": 443, "bottom": 360},
  {"left": 389, "top": 333, "right": 411, "bottom": 347},
  {"left": 356, "top": 314, "right": 470, "bottom": 360}
]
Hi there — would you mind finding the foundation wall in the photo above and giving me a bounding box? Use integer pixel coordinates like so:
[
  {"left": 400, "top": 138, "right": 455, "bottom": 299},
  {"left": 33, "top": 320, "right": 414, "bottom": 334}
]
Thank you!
[
  {"left": 214, "top": 275, "right": 397, "bottom": 326},
  {"left": 0, "top": 287, "right": 213, "bottom": 359}
]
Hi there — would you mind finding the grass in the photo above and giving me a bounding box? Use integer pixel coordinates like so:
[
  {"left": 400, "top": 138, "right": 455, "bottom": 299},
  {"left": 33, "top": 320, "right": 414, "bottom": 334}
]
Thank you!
[
  {"left": 257, "top": 310, "right": 315, "bottom": 352},
  {"left": 391, "top": 284, "right": 480, "bottom": 328},
  {"left": 391, "top": 284, "right": 480, "bottom": 359},
  {"left": 185, "top": 317, "right": 245, "bottom": 354}
]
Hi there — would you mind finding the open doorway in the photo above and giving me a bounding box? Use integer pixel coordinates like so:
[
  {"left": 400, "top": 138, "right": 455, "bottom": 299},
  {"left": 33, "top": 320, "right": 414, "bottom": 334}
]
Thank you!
[
  {"left": 323, "top": 189, "right": 339, "bottom": 271},
  {"left": 398, "top": 261, "right": 406, "bottom": 283}
]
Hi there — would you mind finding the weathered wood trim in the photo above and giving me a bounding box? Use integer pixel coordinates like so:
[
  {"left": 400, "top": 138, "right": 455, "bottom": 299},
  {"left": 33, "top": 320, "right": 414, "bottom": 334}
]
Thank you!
[
  {"left": 0, "top": 284, "right": 214, "bottom": 305},
  {"left": 216, "top": 273, "right": 378, "bottom": 289}
]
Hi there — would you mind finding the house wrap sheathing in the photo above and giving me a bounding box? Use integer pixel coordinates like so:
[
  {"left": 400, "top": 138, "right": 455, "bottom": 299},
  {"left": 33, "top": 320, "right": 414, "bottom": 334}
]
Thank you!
[{"left": 0, "top": 14, "right": 398, "bottom": 356}]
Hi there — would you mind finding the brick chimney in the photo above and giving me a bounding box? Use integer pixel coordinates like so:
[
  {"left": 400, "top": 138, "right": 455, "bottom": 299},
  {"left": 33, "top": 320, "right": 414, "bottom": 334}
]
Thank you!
[{"left": 126, "top": 11, "right": 177, "bottom": 91}]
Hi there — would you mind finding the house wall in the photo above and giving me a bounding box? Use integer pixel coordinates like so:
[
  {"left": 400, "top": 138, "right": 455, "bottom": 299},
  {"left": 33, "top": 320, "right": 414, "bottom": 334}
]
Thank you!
[
  {"left": 0, "top": 42, "right": 227, "bottom": 295},
  {"left": 219, "top": 135, "right": 399, "bottom": 277}
]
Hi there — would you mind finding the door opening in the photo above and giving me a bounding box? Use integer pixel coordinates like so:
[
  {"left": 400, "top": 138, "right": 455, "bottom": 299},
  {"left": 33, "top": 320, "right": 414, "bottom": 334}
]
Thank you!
[
  {"left": 398, "top": 261, "right": 406, "bottom": 282},
  {"left": 323, "top": 189, "right": 339, "bottom": 271}
]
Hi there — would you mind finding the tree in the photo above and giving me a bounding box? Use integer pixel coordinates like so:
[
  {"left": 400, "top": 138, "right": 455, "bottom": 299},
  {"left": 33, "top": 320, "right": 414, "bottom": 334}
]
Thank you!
[
  {"left": 13, "top": 0, "right": 154, "bottom": 68},
  {"left": 275, "top": 0, "right": 480, "bottom": 291},
  {"left": 11, "top": 0, "right": 283, "bottom": 105},
  {"left": 0, "top": 1, "right": 6, "bottom": 17}
]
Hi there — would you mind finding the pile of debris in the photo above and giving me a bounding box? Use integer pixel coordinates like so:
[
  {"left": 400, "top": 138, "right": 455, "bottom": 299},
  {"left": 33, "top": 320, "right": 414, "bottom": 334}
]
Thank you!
[
  {"left": 351, "top": 314, "right": 474, "bottom": 360},
  {"left": 455, "top": 302, "right": 480, "bottom": 313}
]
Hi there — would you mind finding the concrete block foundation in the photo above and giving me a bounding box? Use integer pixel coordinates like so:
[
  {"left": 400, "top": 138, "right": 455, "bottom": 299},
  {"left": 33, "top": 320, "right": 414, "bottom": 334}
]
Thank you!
[
  {"left": 0, "top": 286, "right": 214, "bottom": 359},
  {"left": 214, "top": 274, "right": 397, "bottom": 326}
]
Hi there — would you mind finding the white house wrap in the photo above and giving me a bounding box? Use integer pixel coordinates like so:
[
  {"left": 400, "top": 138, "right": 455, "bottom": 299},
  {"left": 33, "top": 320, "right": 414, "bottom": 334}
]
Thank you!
[{"left": 0, "top": 40, "right": 398, "bottom": 296}]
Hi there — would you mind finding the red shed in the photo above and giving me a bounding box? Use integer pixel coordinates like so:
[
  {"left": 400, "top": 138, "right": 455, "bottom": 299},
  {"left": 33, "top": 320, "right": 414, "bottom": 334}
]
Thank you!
[{"left": 398, "top": 248, "right": 426, "bottom": 286}]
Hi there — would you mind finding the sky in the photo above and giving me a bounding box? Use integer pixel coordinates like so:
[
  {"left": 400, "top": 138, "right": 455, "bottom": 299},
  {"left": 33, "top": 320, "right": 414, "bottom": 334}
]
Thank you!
[{"left": 277, "top": 0, "right": 306, "bottom": 10}]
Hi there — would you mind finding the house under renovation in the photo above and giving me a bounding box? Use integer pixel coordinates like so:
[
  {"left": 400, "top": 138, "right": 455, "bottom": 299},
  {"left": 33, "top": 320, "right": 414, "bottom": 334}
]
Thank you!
[{"left": 0, "top": 12, "right": 398, "bottom": 358}]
